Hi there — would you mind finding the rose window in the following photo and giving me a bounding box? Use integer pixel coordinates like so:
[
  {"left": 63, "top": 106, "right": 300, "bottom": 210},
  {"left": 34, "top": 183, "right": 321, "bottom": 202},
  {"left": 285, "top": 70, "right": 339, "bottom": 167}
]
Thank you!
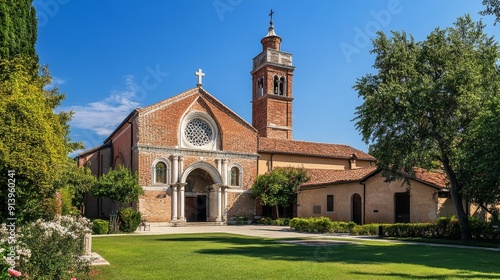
[{"left": 184, "top": 118, "right": 213, "bottom": 147}]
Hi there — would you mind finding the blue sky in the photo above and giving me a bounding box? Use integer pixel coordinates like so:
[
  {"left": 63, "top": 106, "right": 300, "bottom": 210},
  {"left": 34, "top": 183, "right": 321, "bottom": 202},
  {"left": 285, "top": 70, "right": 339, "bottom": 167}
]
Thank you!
[{"left": 33, "top": 0, "right": 497, "bottom": 154}]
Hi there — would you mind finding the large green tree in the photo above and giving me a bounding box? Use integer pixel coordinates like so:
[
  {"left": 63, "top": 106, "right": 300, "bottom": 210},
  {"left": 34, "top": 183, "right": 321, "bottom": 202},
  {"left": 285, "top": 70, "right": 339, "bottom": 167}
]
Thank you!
[
  {"left": 0, "top": 0, "right": 82, "bottom": 222},
  {"left": 0, "top": 0, "right": 37, "bottom": 72},
  {"left": 0, "top": 58, "right": 68, "bottom": 221},
  {"left": 457, "top": 96, "right": 500, "bottom": 224},
  {"left": 251, "top": 167, "right": 310, "bottom": 219},
  {"left": 354, "top": 15, "right": 500, "bottom": 240}
]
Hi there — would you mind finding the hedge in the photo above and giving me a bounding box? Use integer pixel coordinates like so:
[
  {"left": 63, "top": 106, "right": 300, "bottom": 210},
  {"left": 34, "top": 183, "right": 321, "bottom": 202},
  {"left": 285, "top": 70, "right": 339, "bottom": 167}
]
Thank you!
[{"left": 290, "top": 216, "right": 500, "bottom": 241}]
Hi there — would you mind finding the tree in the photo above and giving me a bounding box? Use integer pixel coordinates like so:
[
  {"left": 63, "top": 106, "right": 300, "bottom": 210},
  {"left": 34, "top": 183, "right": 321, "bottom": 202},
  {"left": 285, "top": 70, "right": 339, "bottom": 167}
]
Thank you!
[
  {"left": 0, "top": 1, "right": 83, "bottom": 222},
  {"left": 0, "top": 0, "right": 37, "bottom": 59},
  {"left": 457, "top": 97, "right": 500, "bottom": 224},
  {"left": 251, "top": 167, "right": 310, "bottom": 219},
  {"left": 353, "top": 15, "right": 500, "bottom": 240},
  {"left": 55, "top": 157, "right": 96, "bottom": 215},
  {"left": 480, "top": 0, "right": 500, "bottom": 25},
  {"left": 91, "top": 165, "right": 144, "bottom": 213},
  {"left": 0, "top": 58, "right": 68, "bottom": 222}
]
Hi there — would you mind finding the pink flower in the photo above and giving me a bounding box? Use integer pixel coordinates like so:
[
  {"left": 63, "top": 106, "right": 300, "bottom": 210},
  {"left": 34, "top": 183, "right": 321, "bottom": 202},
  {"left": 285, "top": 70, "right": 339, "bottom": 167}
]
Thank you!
[
  {"left": 71, "top": 278, "right": 77, "bottom": 280},
  {"left": 7, "top": 268, "right": 22, "bottom": 277}
]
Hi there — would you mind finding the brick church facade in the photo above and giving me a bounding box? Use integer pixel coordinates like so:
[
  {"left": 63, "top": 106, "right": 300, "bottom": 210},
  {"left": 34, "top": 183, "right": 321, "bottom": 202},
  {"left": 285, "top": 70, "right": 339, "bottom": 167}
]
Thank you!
[{"left": 79, "top": 18, "right": 469, "bottom": 225}]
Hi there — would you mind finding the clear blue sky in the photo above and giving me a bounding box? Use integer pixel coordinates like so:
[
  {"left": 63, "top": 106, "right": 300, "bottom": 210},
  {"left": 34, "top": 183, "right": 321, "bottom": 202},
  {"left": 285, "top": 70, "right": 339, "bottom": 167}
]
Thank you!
[{"left": 33, "top": 0, "right": 496, "bottom": 154}]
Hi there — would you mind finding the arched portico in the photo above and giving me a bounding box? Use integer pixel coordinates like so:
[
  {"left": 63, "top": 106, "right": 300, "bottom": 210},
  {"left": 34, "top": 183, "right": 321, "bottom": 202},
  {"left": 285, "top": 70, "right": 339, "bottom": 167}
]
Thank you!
[{"left": 171, "top": 162, "right": 226, "bottom": 224}]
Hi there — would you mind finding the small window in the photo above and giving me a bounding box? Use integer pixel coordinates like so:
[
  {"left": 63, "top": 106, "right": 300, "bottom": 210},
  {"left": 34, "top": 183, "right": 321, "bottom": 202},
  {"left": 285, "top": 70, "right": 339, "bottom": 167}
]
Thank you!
[
  {"left": 273, "top": 75, "right": 280, "bottom": 95},
  {"left": 313, "top": 205, "right": 321, "bottom": 214},
  {"left": 230, "top": 167, "right": 240, "bottom": 186},
  {"left": 155, "top": 162, "right": 167, "bottom": 184},
  {"left": 279, "top": 77, "right": 285, "bottom": 96},
  {"left": 257, "top": 78, "right": 264, "bottom": 96},
  {"left": 327, "top": 195, "right": 334, "bottom": 212}
]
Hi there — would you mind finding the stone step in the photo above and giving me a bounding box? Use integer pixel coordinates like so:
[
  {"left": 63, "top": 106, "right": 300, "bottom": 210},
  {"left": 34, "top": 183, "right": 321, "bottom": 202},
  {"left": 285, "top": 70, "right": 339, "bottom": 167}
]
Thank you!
[{"left": 184, "top": 222, "right": 226, "bottom": 227}]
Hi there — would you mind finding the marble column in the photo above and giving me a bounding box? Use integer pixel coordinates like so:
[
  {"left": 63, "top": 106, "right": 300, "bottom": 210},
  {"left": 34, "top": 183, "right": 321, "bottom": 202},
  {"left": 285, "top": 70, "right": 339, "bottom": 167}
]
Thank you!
[
  {"left": 171, "top": 155, "right": 179, "bottom": 183},
  {"left": 223, "top": 187, "right": 228, "bottom": 222},
  {"left": 216, "top": 185, "right": 222, "bottom": 222},
  {"left": 179, "top": 183, "right": 186, "bottom": 221},
  {"left": 171, "top": 185, "right": 178, "bottom": 221},
  {"left": 222, "top": 159, "right": 228, "bottom": 186},
  {"left": 179, "top": 156, "right": 184, "bottom": 175}
]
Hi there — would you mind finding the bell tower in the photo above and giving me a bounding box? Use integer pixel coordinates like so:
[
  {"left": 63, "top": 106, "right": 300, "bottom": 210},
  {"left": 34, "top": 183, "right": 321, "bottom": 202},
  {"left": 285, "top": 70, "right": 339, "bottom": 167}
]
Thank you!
[{"left": 251, "top": 10, "right": 295, "bottom": 139}]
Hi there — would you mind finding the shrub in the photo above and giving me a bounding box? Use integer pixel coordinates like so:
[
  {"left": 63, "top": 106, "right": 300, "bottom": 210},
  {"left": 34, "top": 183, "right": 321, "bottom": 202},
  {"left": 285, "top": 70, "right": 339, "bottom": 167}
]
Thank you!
[
  {"left": 272, "top": 218, "right": 291, "bottom": 226},
  {"left": 16, "top": 215, "right": 92, "bottom": 279},
  {"left": 435, "top": 216, "right": 460, "bottom": 239},
  {"left": 92, "top": 219, "right": 109, "bottom": 235},
  {"left": 351, "top": 224, "right": 379, "bottom": 235},
  {"left": 256, "top": 217, "right": 274, "bottom": 225},
  {"left": 118, "top": 208, "right": 141, "bottom": 233}
]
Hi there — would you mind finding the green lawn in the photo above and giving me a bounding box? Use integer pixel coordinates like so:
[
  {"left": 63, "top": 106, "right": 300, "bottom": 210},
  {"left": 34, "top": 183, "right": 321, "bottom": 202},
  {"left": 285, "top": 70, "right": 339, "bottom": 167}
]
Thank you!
[{"left": 92, "top": 233, "right": 500, "bottom": 279}]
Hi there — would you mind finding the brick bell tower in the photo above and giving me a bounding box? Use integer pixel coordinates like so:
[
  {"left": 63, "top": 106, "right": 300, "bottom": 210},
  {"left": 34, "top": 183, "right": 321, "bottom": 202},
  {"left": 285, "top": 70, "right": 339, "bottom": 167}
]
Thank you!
[{"left": 251, "top": 10, "right": 295, "bottom": 139}]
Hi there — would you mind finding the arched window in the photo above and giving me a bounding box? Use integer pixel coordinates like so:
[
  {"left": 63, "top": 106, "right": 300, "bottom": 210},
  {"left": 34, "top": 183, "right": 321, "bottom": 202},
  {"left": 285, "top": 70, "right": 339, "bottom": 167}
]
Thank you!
[
  {"left": 155, "top": 162, "right": 167, "bottom": 184},
  {"left": 279, "top": 77, "right": 285, "bottom": 96},
  {"left": 257, "top": 78, "right": 264, "bottom": 96},
  {"left": 230, "top": 167, "right": 239, "bottom": 186},
  {"left": 273, "top": 75, "right": 280, "bottom": 95}
]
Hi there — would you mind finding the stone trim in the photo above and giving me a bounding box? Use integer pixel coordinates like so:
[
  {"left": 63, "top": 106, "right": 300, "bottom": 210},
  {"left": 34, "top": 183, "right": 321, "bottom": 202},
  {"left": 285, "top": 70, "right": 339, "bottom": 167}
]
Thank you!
[{"left": 137, "top": 145, "right": 259, "bottom": 160}]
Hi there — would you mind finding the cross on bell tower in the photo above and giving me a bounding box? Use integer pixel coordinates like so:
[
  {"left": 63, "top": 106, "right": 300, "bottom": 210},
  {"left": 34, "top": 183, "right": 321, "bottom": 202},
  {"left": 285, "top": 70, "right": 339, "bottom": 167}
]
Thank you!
[{"left": 250, "top": 10, "right": 295, "bottom": 139}]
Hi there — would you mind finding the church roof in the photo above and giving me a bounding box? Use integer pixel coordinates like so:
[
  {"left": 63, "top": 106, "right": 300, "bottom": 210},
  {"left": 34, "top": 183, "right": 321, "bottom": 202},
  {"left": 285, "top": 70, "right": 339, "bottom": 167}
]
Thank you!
[{"left": 258, "top": 138, "right": 376, "bottom": 160}]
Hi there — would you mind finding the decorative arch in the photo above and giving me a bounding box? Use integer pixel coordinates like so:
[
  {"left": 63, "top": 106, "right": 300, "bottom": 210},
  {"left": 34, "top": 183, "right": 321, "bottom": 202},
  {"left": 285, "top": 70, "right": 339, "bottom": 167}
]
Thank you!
[
  {"left": 113, "top": 153, "right": 125, "bottom": 167},
  {"left": 179, "top": 161, "right": 222, "bottom": 185},
  {"left": 151, "top": 158, "right": 171, "bottom": 185}
]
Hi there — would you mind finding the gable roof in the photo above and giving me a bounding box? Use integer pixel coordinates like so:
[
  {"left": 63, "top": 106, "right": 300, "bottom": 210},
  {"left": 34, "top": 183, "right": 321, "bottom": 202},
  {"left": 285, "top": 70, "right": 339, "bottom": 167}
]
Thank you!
[
  {"left": 258, "top": 138, "right": 375, "bottom": 160},
  {"left": 138, "top": 87, "right": 257, "bottom": 132}
]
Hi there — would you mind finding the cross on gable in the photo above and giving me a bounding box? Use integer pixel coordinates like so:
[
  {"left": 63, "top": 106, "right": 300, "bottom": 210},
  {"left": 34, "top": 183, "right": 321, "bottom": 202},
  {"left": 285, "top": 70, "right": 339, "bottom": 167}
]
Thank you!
[{"left": 195, "top": 68, "right": 205, "bottom": 87}]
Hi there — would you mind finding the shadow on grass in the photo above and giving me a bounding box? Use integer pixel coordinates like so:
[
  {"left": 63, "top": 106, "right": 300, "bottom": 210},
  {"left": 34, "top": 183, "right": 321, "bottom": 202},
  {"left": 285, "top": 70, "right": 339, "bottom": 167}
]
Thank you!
[{"left": 177, "top": 235, "right": 500, "bottom": 276}]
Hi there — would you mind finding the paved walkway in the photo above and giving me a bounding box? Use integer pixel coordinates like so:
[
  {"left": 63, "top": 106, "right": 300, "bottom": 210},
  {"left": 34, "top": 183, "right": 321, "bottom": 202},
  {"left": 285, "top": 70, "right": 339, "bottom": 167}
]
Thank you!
[{"left": 90, "top": 224, "right": 500, "bottom": 265}]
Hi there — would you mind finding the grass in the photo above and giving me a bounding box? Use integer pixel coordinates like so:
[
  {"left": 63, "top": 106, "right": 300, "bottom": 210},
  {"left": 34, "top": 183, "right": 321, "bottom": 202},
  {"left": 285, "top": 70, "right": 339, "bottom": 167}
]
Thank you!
[{"left": 92, "top": 233, "right": 500, "bottom": 279}]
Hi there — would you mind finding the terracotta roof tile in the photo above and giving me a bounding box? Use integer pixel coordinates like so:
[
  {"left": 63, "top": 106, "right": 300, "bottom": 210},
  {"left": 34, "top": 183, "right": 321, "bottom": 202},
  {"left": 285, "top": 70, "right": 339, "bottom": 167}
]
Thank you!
[
  {"left": 258, "top": 138, "right": 375, "bottom": 160},
  {"left": 301, "top": 167, "right": 448, "bottom": 189},
  {"left": 301, "top": 167, "right": 378, "bottom": 187},
  {"left": 413, "top": 168, "right": 448, "bottom": 189}
]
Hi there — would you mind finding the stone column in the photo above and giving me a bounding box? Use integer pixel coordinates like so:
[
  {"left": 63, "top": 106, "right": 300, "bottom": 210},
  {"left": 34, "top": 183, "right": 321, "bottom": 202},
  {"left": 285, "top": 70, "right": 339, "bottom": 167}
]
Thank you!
[
  {"left": 84, "top": 233, "right": 92, "bottom": 255},
  {"left": 171, "top": 155, "right": 179, "bottom": 183},
  {"left": 171, "top": 185, "right": 178, "bottom": 221},
  {"left": 216, "top": 158, "right": 222, "bottom": 173},
  {"left": 216, "top": 186, "right": 222, "bottom": 222},
  {"left": 223, "top": 187, "right": 228, "bottom": 222},
  {"left": 179, "top": 156, "right": 184, "bottom": 176},
  {"left": 179, "top": 183, "right": 186, "bottom": 221},
  {"left": 222, "top": 159, "right": 228, "bottom": 186}
]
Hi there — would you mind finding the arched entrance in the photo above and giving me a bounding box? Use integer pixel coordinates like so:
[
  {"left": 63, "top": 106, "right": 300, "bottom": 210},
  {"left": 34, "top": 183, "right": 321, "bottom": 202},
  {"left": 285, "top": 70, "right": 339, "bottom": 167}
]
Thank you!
[
  {"left": 175, "top": 162, "right": 224, "bottom": 223},
  {"left": 185, "top": 168, "right": 213, "bottom": 222},
  {"left": 352, "top": 193, "right": 362, "bottom": 225}
]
